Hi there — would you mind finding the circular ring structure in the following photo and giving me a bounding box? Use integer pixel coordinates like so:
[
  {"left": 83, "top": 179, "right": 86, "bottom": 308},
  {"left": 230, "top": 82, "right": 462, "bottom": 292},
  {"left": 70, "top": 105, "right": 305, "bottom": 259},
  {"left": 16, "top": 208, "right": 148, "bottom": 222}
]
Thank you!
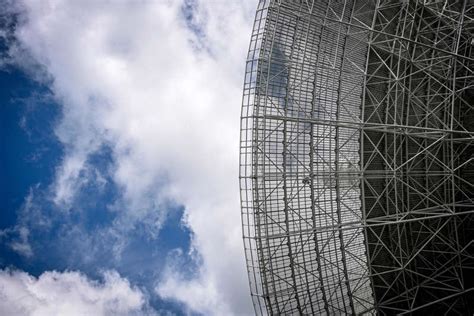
[{"left": 240, "top": 1, "right": 474, "bottom": 314}]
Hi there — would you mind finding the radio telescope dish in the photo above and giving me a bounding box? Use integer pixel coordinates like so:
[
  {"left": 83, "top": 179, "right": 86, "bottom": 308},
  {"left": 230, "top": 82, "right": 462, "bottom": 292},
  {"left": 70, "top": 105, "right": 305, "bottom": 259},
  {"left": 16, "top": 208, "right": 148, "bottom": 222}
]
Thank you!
[{"left": 240, "top": 1, "right": 474, "bottom": 314}]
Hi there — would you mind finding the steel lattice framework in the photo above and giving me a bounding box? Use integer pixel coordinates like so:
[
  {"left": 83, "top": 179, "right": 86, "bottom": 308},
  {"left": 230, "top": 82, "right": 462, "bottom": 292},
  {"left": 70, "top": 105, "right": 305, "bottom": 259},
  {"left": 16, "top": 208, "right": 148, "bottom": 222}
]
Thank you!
[{"left": 240, "top": 0, "right": 474, "bottom": 314}]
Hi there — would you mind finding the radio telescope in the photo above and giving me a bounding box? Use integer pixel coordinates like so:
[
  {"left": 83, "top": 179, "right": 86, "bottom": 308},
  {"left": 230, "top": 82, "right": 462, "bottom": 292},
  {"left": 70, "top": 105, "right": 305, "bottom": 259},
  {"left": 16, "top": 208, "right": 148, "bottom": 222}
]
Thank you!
[{"left": 240, "top": 0, "right": 474, "bottom": 314}]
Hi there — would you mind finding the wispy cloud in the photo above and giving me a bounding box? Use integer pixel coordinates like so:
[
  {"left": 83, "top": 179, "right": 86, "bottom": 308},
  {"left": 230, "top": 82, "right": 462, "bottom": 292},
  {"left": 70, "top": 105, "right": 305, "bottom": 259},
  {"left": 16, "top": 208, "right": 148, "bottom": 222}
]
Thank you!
[
  {"left": 0, "top": 189, "right": 40, "bottom": 258},
  {"left": 0, "top": 226, "right": 33, "bottom": 259},
  {"left": 7, "top": 227, "right": 33, "bottom": 258},
  {"left": 8, "top": 0, "right": 256, "bottom": 313}
]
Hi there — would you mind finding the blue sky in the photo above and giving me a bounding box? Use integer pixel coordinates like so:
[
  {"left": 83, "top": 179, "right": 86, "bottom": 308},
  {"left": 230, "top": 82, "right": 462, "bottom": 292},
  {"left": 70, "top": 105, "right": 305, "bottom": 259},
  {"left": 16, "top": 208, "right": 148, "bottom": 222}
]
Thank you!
[
  {"left": 1, "top": 22, "right": 193, "bottom": 315},
  {"left": 0, "top": 1, "right": 255, "bottom": 315}
]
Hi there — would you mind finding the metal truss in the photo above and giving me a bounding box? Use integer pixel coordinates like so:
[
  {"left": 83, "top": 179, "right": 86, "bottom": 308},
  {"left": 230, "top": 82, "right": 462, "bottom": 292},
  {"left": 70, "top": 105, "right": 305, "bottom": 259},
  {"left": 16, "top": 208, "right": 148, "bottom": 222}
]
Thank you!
[{"left": 240, "top": 0, "right": 474, "bottom": 314}]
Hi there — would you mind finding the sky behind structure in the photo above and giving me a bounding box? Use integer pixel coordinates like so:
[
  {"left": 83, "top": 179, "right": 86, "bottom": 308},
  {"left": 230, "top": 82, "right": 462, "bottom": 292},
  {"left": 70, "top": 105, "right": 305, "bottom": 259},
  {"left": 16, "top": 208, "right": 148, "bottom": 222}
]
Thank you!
[{"left": 0, "top": 0, "right": 255, "bottom": 314}]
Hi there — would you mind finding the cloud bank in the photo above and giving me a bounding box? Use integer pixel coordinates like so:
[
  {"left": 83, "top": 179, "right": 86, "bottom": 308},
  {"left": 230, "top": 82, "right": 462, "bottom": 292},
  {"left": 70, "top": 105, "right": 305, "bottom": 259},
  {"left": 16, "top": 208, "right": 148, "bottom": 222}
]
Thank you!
[
  {"left": 0, "top": 269, "right": 152, "bottom": 316},
  {"left": 9, "top": 0, "right": 256, "bottom": 314}
]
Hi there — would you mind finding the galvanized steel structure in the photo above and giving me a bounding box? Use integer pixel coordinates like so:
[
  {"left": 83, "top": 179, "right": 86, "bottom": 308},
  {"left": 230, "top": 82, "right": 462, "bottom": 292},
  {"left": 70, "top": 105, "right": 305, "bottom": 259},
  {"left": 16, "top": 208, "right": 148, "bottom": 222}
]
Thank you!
[{"left": 240, "top": 0, "right": 474, "bottom": 314}]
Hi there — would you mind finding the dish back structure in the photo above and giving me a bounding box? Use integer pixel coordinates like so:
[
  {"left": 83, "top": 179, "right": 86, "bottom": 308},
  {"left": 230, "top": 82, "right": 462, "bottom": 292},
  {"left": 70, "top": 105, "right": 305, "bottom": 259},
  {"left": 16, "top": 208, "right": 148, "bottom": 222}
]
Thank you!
[{"left": 240, "top": 0, "right": 474, "bottom": 314}]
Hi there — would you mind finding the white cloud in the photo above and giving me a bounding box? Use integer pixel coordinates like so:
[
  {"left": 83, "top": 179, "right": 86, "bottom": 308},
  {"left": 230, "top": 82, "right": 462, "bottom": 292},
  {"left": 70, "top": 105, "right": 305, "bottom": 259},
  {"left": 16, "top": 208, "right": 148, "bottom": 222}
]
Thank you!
[
  {"left": 158, "top": 270, "right": 229, "bottom": 316},
  {"left": 11, "top": 0, "right": 256, "bottom": 314},
  {"left": 0, "top": 269, "right": 153, "bottom": 316}
]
